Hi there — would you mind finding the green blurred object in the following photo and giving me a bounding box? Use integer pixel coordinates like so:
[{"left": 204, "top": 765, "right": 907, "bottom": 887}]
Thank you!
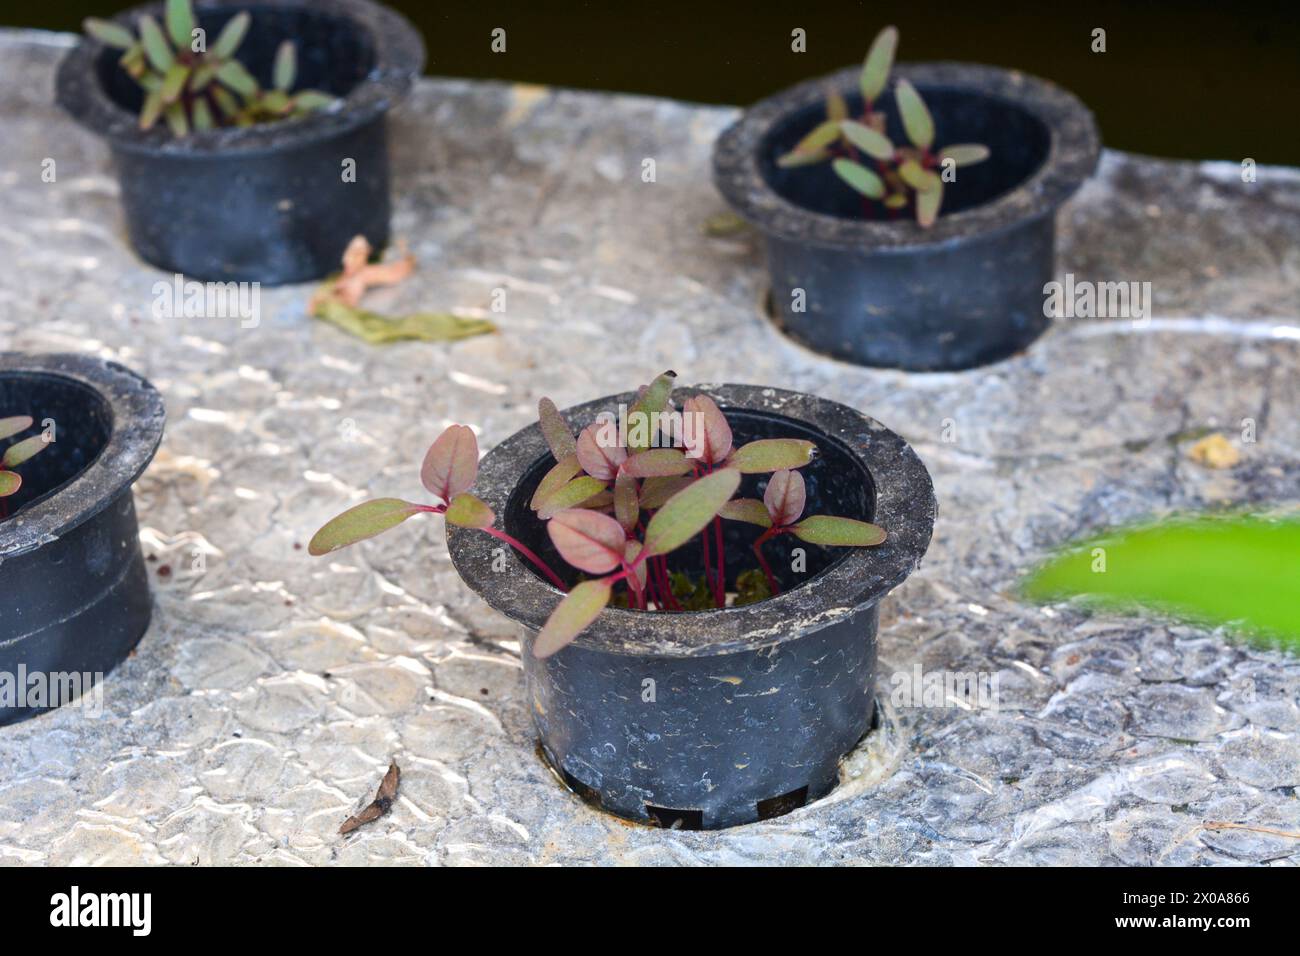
[
  {"left": 1021, "top": 515, "right": 1300, "bottom": 648},
  {"left": 312, "top": 298, "right": 495, "bottom": 344}
]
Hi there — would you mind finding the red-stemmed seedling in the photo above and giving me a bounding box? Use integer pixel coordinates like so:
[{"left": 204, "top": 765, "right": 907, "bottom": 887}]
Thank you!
[
  {"left": 776, "top": 25, "right": 990, "bottom": 227},
  {"left": 308, "top": 372, "right": 887, "bottom": 657}
]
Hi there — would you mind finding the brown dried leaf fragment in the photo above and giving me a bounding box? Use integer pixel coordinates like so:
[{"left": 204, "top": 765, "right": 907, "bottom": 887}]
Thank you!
[{"left": 339, "top": 761, "right": 401, "bottom": 835}]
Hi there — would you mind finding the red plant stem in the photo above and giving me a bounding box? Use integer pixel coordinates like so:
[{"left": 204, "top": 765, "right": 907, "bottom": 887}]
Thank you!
[
  {"left": 752, "top": 526, "right": 789, "bottom": 596},
  {"left": 480, "top": 526, "right": 569, "bottom": 592},
  {"left": 713, "top": 516, "right": 726, "bottom": 606}
]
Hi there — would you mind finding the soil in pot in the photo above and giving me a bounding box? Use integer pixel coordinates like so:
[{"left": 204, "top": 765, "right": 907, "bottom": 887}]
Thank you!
[
  {"left": 448, "top": 385, "right": 935, "bottom": 829},
  {"left": 56, "top": 0, "right": 425, "bottom": 285},
  {"left": 0, "top": 354, "right": 165, "bottom": 725},
  {"left": 714, "top": 63, "right": 1100, "bottom": 371}
]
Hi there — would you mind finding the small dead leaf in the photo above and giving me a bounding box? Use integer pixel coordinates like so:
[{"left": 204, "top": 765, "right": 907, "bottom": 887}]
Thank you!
[
  {"left": 339, "top": 761, "right": 401, "bottom": 835},
  {"left": 1187, "top": 433, "right": 1240, "bottom": 469},
  {"left": 309, "top": 235, "right": 495, "bottom": 344},
  {"left": 702, "top": 211, "right": 750, "bottom": 237}
]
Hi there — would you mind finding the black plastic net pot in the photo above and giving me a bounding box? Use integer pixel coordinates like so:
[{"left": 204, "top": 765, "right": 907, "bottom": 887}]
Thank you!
[
  {"left": 0, "top": 354, "right": 165, "bottom": 725},
  {"left": 448, "top": 384, "right": 935, "bottom": 829},
  {"left": 714, "top": 63, "right": 1100, "bottom": 371},
  {"left": 55, "top": 0, "right": 424, "bottom": 285}
]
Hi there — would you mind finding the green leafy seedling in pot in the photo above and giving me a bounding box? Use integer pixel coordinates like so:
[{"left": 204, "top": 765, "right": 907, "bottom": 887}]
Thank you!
[
  {"left": 84, "top": 0, "right": 335, "bottom": 136},
  {"left": 308, "top": 372, "right": 887, "bottom": 657},
  {"left": 777, "top": 25, "right": 991, "bottom": 227},
  {"left": 0, "top": 416, "right": 52, "bottom": 518}
]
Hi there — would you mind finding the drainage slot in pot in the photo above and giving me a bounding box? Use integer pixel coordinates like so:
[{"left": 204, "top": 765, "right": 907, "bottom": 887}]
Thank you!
[
  {"left": 645, "top": 805, "right": 704, "bottom": 830},
  {"left": 756, "top": 785, "right": 809, "bottom": 821}
]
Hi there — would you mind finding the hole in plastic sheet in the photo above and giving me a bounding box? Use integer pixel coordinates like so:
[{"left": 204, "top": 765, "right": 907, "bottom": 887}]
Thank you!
[
  {"left": 756, "top": 785, "right": 810, "bottom": 821},
  {"left": 644, "top": 805, "right": 705, "bottom": 829}
]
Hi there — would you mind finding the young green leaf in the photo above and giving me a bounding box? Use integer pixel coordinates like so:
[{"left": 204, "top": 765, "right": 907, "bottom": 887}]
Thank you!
[
  {"left": 681, "top": 394, "right": 732, "bottom": 465},
  {"left": 895, "top": 79, "right": 934, "bottom": 150},
  {"left": 825, "top": 89, "right": 848, "bottom": 122},
  {"left": 726, "top": 438, "right": 815, "bottom": 474},
  {"left": 192, "top": 96, "right": 214, "bottom": 131},
  {"left": 790, "top": 516, "right": 886, "bottom": 546},
  {"left": 916, "top": 183, "right": 943, "bottom": 227},
  {"left": 138, "top": 16, "right": 174, "bottom": 72},
  {"left": 576, "top": 423, "right": 627, "bottom": 481},
  {"left": 536, "top": 476, "right": 607, "bottom": 519},
  {"left": 216, "top": 59, "right": 258, "bottom": 98},
  {"left": 534, "top": 578, "right": 611, "bottom": 658},
  {"left": 530, "top": 453, "right": 582, "bottom": 511},
  {"left": 777, "top": 120, "right": 841, "bottom": 167},
  {"left": 860, "top": 25, "right": 898, "bottom": 102},
  {"left": 642, "top": 469, "right": 741, "bottom": 558},
  {"left": 291, "top": 91, "right": 335, "bottom": 113},
  {"left": 1021, "top": 517, "right": 1300, "bottom": 646},
  {"left": 622, "top": 448, "right": 692, "bottom": 478},
  {"left": 139, "top": 89, "right": 164, "bottom": 130},
  {"left": 308, "top": 498, "right": 423, "bottom": 556},
  {"left": 547, "top": 509, "right": 627, "bottom": 574},
  {"left": 939, "top": 144, "right": 990, "bottom": 167},
  {"left": 420, "top": 424, "right": 479, "bottom": 504},
  {"left": 444, "top": 492, "right": 495, "bottom": 529},
  {"left": 832, "top": 159, "right": 885, "bottom": 199},
  {"left": 84, "top": 18, "right": 136, "bottom": 48},
  {"left": 764, "top": 469, "right": 806, "bottom": 527},
  {"left": 0, "top": 470, "right": 20, "bottom": 497},
  {"left": 1, "top": 435, "right": 50, "bottom": 469},
  {"left": 0, "top": 416, "right": 31, "bottom": 442},
  {"left": 273, "top": 40, "right": 296, "bottom": 92},
  {"left": 163, "top": 102, "right": 189, "bottom": 137},
  {"left": 898, "top": 159, "right": 941, "bottom": 193},
  {"left": 626, "top": 370, "right": 676, "bottom": 453},
  {"left": 210, "top": 85, "right": 241, "bottom": 118},
  {"left": 719, "top": 498, "right": 772, "bottom": 528},
  {"left": 160, "top": 62, "right": 190, "bottom": 104},
  {"left": 538, "top": 397, "right": 577, "bottom": 460},
  {"left": 638, "top": 475, "right": 692, "bottom": 510},
  {"left": 840, "top": 120, "right": 894, "bottom": 161},
  {"left": 211, "top": 11, "right": 250, "bottom": 58},
  {"left": 164, "top": 0, "right": 195, "bottom": 48},
  {"left": 614, "top": 471, "right": 639, "bottom": 533}
]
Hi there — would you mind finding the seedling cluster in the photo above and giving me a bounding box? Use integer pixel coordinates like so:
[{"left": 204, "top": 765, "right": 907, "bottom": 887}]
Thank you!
[
  {"left": 777, "top": 26, "right": 991, "bottom": 226},
  {"left": 309, "top": 372, "right": 886, "bottom": 656},
  {"left": 84, "top": 0, "right": 333, "bottom": 136},
  {"left": 0, "top": 416, "right": 51, "bottom": 517}
]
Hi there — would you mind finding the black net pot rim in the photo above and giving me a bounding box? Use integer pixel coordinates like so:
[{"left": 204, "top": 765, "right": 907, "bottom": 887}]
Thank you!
[
  {"left": 447, "top": 383, "right": 936, "bottom": 659},
  {"left": 54, "top": 0, "right": 425, "bottom": 160},
  {"left": 0, "top": 352, "right": 165, "bottom": 562},
  {"left": 713, "top": 61, "right": 1100, "bottom": 251}
]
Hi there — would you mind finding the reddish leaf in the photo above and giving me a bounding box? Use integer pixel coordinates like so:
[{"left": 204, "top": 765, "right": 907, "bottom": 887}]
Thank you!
[
  {"left": 681, "top": 394, "right": 732, "bottom": 465},
  {"left": 1, "top": 434, "right": 50, "bottom": 469},
  {"left": 536, "top": 476, "right": 607, "bottom": 519},
  {"left": 639, "top": 476, "right": 692, "bottom": 510},
  {"left": 444, "top": 492, "right": 494, "bottom": 529},
  {"left": 420, "top": 424, "right": 479, "bottom": 504},
  {"left": 763, "top": 469, "right": 806, "bottom": 527},
  {"left": 534, "top": 578, "right": 611, "bottom": 658},
  {"left": 719, "top": 498, "right": 772, "bottom": 528},
  {"left": 624, "top": 539, "right": 648, "bottom": 594},
  {"left": 576, "top": 423, "right": 627, "bottom": 481},
  {"left": 0, "top": 416, "right": 33, "bottom": 442},
  {"left": 614, "top": 471, "right": 639, "bottom": 533},
  {"left": 0, "top": 470, "right": 20, "bottom": 497},
  {"left": 622, "top": 448, "right": 692, "bottom": 478},
  {"left": 530, "top": 454, "right": 582, "bottom": 511},
  {"left": 547, "top": 509, "right": 627, "bottom": 574},
  {"left": 726, "top": 439, "right": 815, "bottom": 473},
  {"left": 791, "top": 516, "right": 887, "bottom": 546},
  {"left": 538, "top": 397, "right": 577, "bottom": 461},
  {"left": 308, "top": 498, "right": 423, "bottom": 556},
  {"left": 642, "top": 470, "right": 741, "bottom": 558}
]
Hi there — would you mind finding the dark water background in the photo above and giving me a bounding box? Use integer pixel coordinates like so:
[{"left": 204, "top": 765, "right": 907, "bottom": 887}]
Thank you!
[{"left": 10, "top": 0, "right": 1300, "bottom": 164}]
